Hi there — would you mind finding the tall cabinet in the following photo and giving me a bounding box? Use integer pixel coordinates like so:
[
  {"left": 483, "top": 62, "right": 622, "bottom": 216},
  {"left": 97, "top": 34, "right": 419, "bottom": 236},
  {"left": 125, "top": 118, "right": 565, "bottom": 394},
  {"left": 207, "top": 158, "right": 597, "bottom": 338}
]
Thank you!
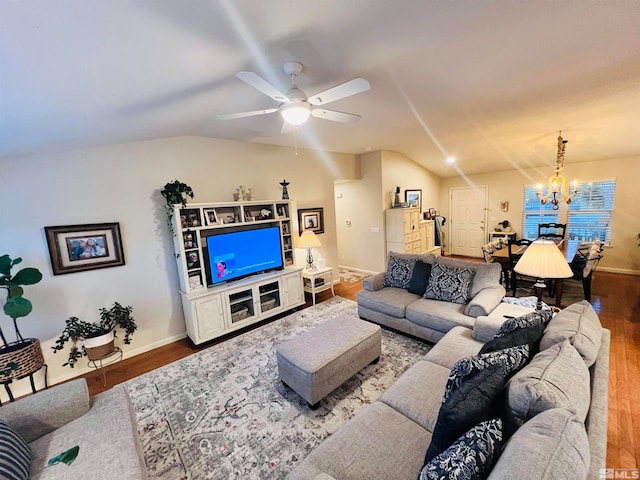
[
  {"left": 385, "top": 207, "right": 441, "bottom": 256},
  {"left": 171, "top": 200, "right": 304, "bottom": 344}
]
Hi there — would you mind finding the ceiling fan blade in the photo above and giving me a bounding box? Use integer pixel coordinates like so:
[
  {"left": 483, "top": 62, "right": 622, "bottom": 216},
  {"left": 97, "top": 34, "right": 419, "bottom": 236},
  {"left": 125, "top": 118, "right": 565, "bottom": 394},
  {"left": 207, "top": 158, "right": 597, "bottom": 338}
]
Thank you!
[
  {"left": 311, "top": 108, "right": 361, "bottom": 123},
  {"left": 307, "top": 78, "right": 370, "bottom": 106},
  {"left": 218, "top": 108, "right": 278, "bottom": 120},
  {"left": 236, "top": 72, "right": 290, "bottom": 102}
]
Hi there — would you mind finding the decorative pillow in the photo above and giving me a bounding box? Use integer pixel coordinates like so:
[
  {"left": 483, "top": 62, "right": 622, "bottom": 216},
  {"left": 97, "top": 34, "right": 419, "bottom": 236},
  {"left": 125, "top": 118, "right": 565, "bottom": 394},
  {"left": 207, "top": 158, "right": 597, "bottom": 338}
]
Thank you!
[
  {"left": 419, "top": 418, "right": 502, "bottom": 480},
  {"left": 539, "top": 300, "right": 602, "bottom": 367},
  {"left": 0, "top": 419, "right": 31, "bottom": 480},
  {"left": 424, "top": 345, "right": 529, "bottom": 462},
  {"left": 384, "top": 254, "right": 417, "bottom": 289},
  {"left": 479, "top": 322, "right": 546, "bottom": 356},
  {"left": 424, "top": 264, "right": 474, "bottom": 304},
  {"left": 408, "top": 260, "right": 432, "bottom": 296},
  {"left": 495, "top": 309, "right": 553, "bottom": 337},
  {"left": 490, "top": 409, "right": 589, "bottom": 480},
  {"left": 506, "top": 340, "right": 591, "bottom": 434}
]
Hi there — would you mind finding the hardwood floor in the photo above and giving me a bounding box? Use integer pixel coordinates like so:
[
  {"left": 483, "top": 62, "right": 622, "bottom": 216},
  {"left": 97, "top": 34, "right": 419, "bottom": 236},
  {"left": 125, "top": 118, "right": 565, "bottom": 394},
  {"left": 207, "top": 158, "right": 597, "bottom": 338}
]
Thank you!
[{"left": 78, "top": 270, "right": 639, "bottom": 470}]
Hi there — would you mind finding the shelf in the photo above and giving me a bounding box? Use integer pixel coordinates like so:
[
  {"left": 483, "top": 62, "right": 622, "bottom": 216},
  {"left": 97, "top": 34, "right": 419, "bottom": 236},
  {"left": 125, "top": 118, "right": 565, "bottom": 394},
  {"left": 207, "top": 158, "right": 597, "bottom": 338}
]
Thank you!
[{"left": 229, "top": 295, "right": 253, "bottom": 305}]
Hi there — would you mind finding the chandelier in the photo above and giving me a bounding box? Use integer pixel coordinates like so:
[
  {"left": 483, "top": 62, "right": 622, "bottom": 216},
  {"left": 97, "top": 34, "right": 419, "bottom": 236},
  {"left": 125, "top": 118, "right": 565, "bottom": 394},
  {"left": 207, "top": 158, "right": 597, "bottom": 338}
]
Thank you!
[{"left": 536, "top": 131, "right": 579, "bottom": 210}]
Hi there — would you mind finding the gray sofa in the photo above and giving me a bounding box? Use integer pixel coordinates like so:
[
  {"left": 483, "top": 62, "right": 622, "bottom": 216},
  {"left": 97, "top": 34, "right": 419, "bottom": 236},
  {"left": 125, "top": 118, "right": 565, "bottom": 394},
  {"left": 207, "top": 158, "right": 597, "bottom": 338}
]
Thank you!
[
  {"left": 288, "top": 300, "right": 609, "bottom": 480},
  {"left": 0, "top": 379, "right": 146, "bottom": 480},
  {"left": 357, "top": 253, "right": 506, "bottom": 343}
]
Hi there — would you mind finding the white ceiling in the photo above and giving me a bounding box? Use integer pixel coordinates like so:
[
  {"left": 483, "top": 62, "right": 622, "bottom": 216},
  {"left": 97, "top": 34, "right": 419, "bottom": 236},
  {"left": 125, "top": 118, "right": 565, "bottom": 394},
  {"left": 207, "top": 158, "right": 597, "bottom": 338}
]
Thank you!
[{"left": 2, "top": 1, "right": 639, "bottom": 177}]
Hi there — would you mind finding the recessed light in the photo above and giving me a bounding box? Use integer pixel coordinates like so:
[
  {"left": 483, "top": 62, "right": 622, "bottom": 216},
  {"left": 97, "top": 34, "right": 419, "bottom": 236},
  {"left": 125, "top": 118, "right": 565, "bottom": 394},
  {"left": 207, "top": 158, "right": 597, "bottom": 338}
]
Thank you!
[{"left": 446, "top": 156, "right": 455, "bottom": 164}]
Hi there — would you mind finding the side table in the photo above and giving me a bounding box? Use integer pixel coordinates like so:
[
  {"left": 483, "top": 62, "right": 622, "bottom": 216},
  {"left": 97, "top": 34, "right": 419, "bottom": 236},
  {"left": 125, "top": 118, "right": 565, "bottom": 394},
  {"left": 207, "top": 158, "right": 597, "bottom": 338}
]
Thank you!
[{"left": 302, "top": 266, "right": 335, "bottom": 305}]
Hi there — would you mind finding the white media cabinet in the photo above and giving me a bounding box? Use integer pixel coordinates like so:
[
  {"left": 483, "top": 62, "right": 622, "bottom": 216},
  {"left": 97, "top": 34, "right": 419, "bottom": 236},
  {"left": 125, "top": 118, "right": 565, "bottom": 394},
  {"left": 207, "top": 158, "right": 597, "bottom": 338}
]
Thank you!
[{"left": 172, "top": 200, "right": 305, "bottom": 344}]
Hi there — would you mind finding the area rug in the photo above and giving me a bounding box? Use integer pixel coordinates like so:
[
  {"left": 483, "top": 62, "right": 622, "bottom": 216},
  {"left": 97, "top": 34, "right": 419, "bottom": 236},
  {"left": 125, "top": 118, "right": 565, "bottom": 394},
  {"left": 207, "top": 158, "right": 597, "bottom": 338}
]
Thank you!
[
  {"left": 124, "top": 297, "right": 432, "bottom": 480},
  {"left": 338, "top": 267, "right": 370, "bottom": 283},
  {"left": 514, "top": 278, "right": 588, "bottom": 307}
]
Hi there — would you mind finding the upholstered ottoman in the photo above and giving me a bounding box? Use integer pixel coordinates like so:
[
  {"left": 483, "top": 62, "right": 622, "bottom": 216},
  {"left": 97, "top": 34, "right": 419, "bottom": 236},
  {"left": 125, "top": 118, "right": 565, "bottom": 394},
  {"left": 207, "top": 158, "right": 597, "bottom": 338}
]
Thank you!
[{"left": 276, "top": 315, "right": 382, "bottom": 409}]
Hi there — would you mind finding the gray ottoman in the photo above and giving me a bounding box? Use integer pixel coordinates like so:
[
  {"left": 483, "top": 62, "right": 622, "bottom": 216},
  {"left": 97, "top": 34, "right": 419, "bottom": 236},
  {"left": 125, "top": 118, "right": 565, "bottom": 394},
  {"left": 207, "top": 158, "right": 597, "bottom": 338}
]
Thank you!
[{"left": 276, "top": 315, "right": 382, "bottom": 409}]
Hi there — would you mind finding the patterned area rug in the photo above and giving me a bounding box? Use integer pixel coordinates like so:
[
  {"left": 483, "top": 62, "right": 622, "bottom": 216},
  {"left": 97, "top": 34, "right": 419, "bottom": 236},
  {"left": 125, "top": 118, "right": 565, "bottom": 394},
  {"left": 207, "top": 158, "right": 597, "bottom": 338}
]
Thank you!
[
  {"left": 338, "top": 268, "right": 371, "bottom": 283},
  {"left": 125, "top": 297, "right": 432, "bottom": 480},
  {"left": 514, "top": 277, "right": 588, "bottom": 308}
]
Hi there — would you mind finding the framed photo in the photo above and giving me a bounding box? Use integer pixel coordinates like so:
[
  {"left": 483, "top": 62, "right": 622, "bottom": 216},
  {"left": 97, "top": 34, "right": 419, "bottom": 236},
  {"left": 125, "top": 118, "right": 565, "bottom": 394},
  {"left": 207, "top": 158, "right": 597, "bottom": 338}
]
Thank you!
[
  {"left": 183, "top": 230, "right": 198, "bottom": 250},
  {"left": 181, "top": 209, "right": 201, "bottom": 228},
  {"left": 429, "top": 208, "right": 436, "bottom": 217},
  {"left": 203, "top": 208, "right": 218, "bottom": 226},
  {"left": 44, "top": 222, "right": 125, "bottom": 275},
  {"left": 186, "top": 251, "right": 201, "bottom": 270},
  {"left": 405, "top": 189, "right": 422, "bottom": 211},
  {"left": 298, "top": 207, "right": 324, "bottom": 235}
]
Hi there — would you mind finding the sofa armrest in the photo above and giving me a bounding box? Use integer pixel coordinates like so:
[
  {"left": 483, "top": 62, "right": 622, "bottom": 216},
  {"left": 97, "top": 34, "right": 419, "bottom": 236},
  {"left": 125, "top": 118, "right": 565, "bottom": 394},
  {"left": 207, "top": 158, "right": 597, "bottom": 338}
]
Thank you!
[
  {"left": 464, "top": 285, "right": 505, "bottom": 318},
  {"left": 0, "top": 378, "right": 90, "bottom": 443},
  {"left": 472, "top": 315, "right": 508, "bottom": 342},
  {"left": 362, "top": 272, "right": 386, "bottom": 292}
]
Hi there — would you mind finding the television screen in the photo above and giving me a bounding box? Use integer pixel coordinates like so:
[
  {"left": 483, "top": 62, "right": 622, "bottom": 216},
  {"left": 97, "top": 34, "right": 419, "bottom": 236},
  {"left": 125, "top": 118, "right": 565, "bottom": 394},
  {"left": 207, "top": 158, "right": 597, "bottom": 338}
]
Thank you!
[{"left": 203, "top": 224, "right": 283, "bottom": 286}]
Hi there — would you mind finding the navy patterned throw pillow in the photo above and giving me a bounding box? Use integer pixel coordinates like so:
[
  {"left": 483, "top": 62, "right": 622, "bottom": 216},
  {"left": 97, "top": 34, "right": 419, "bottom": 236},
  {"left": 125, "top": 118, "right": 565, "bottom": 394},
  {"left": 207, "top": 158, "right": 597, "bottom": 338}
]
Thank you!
[
  {"left": 424, "top": 345, "right": 529, "bottom": 462},
  {"left": 419, "top": 418, "right": 503, "bottom": 480},
  {"left": 495, "top": 309, "right": 553, "bottom": 337},
  {"left": 384, "top": 255, "right": 417, "bottom": 289},
  {"left": 0, "top": 419, "right": 31, "bottom": 480},
  {"left": 424, "top": 264, "right": 474, "bottom": 304}
]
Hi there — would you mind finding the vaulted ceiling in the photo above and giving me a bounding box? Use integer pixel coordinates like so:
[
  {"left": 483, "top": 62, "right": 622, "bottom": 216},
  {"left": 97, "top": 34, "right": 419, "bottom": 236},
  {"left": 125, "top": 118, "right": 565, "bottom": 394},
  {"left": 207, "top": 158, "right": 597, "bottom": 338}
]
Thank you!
[{"left": 2, "top": 1, "right": 639, "bottom": 177}]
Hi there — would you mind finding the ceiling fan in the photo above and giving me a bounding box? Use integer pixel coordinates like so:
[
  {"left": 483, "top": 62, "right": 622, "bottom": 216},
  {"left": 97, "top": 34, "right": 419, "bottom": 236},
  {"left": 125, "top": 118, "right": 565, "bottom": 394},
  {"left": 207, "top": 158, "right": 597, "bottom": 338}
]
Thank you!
[{"left": 218, "top": 61, "right": 370, "bottom": 127}]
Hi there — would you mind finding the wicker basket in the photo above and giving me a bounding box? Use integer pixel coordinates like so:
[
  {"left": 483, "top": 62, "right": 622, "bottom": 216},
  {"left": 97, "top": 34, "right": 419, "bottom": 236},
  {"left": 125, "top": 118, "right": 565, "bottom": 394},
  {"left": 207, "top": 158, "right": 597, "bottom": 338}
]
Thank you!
[
  {"left": 83, "top": 332, "right": 116, "bottom": 361},
  {"left": 0, "top": 338, "right": 45, "bottom": 381}
]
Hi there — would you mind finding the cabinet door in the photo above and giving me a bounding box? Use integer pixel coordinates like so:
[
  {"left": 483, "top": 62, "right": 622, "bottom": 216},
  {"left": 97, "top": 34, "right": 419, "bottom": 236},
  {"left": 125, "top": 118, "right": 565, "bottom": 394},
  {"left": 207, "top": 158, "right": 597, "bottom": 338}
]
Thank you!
[
  {"left": 282, "top": 272, "right": 304, "bottom": 308},
  {"left": 195, "top": 294, "right": 226, "bottom": 339}
]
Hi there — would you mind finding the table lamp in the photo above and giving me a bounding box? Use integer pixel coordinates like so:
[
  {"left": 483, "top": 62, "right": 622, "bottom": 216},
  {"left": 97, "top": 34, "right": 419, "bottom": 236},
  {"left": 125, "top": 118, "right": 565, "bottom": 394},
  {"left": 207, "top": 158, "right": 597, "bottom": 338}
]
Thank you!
[
  {"left": 514, "top": 239, "right": 572, "bottom": 310},
  {"left": 297, "top": 230, "right": 322, "bottom": 270}
]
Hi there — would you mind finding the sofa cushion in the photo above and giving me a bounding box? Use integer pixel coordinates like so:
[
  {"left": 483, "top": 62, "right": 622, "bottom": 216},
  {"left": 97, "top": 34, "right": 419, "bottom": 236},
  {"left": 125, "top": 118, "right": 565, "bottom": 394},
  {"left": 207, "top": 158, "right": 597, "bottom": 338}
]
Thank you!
[
  {"left": 380, "top": 360, "right": 451, "bottom": 432},
  {"left": 425, "top": 345, "right": 529, "bottom": 462},
  {"left": 408, "top": 260, "right": 432, "bottom": 296},
  {"left": 405, "top": 299, "right": 475, "bottom": 333},
  {"left": 506, "top": 340, "right": 591, "bottom": 434},
  {"left": 286, "top": 402, "right": 432, "bottom": 480},
  {"left": 435, "top": 256, "right": 502, "bottom": 297},
  {"left": 419, "top": 418, "right": 502, "bottom": 480},
  {"left": 488, "top": 408, "right": 590, "bottom": 480},
  {"left": 423, "top": 326, "right": 484, "bottom": 370},
  {"left": 425, "top": 264, "right": 474, "bottom": 304},
  {"left": 0, "top": 419, "right": 30, "bottom": 480},
  {"left": 384, "top": 253, "right": 420, "bottom": 288},
  {"left": 539, "top": 300, "right": 602, "bottom": 367},
  {"left": 496, "top": 309, "right": 553, "bottom": 337},
  {"left": 357, "top": 287, "right": 421, "bottom": 319}
]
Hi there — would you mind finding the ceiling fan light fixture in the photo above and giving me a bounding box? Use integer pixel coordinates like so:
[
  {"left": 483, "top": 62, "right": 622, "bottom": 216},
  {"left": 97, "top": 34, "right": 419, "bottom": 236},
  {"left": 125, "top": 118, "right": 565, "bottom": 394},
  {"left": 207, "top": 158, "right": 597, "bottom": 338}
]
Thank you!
[{"left": 280, "top": 102, "right": 311, "bottom": 125}]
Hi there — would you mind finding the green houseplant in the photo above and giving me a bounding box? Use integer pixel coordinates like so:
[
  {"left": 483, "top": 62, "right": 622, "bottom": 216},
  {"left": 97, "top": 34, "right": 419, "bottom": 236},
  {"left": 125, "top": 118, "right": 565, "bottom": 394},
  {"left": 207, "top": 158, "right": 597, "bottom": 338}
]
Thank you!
[
  {"left": 160, "top": 180, "right": 194, "bottom": 237},
  {"left": 52, "top": 302, "right": 136, "bottom": 368},
  {"left": 0, "top": 254, "right": 45, "bottom": 381}
]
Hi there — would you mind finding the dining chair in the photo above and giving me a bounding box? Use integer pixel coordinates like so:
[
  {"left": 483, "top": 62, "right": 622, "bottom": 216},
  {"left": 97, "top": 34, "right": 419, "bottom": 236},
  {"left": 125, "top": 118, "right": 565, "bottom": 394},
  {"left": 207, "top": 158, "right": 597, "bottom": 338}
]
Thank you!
[
  {"left": 508, "top": 238, "right": 533, "bottom": 296},
  {"left": 481, "top": 238, "right": 509, "bottom": 286},
  {"left": 538, "top": 222, "right": 567, "bottom": 241},
  {"left": 552, "top": 241, "right": 603, "bottom": 302}
]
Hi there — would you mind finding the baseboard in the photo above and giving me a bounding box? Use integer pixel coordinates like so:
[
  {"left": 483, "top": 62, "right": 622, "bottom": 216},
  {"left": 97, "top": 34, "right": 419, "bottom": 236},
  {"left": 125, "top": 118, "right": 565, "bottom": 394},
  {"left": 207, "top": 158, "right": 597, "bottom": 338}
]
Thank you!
[
  {"left": 597, "top": 266, "right": 640, "bottom": 276},
  {"left": 338, "top": 265, "right": 377, "bottom": 276}
]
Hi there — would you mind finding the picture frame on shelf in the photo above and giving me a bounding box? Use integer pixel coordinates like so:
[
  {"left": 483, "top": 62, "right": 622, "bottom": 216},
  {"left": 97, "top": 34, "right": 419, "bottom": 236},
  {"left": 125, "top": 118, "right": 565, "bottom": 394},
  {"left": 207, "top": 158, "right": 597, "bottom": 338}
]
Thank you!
[
  {"left": 44, "top": 222, "right": 125, "bottom": 275},
  {"left": 429, "top": 208, "right": 436, "bottom": 217},
  {"left": 183, "top": 231, "right": 197, "bottom": 249},
  {"left": 298, "top": 207, "right": 324, "bottom": 235},
  {"left": 181, "top": 209, "right": 201, "bottom": 228},
  {"left": 188, "top": 271, "right": 203, "bottom": 289},
  {"left": 405, "top": 189, "right": 422, "bottom": 212},
  {"left": 187, "top": 251, "right": 201, "bottom": 270},
  {"left": 204, "top": 208, "right": 218, "bottom": 226}
]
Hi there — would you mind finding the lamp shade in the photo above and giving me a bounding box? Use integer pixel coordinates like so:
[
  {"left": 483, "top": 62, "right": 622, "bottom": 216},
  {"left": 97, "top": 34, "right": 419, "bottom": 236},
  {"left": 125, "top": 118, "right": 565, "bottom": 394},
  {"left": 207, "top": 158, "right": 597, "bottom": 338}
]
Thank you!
[
  {"left": 280, "top": 102, "right": 311, "bottom": 125},
  {"left": 514, "top": 239, "right": 572, "bottom": 279},
  {"left": 297, "top": 230, "right": 321, "bottom": 249}
]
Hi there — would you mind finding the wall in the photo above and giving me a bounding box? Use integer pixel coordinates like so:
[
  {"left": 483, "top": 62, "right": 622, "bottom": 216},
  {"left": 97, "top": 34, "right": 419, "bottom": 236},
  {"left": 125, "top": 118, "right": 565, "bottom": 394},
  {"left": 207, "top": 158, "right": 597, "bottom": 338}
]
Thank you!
[
  {"left": 335, "top": 150, "right": 442, "bottom": 274},
  {"left": 0, "top": 135, "right": 358, "bottom": 401},
  {"left": 439, "top": 156, "right": 640, "bottom": 274}
]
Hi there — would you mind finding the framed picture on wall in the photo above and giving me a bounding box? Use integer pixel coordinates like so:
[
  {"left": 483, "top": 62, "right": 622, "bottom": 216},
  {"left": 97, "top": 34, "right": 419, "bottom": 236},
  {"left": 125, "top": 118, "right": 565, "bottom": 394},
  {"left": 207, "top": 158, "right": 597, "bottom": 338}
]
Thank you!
[
  {"left": 405, "top": 189, "right": 422, "bottom": 212},
  {"left": 298, "top": 208, "right": 324, "bottom": 235},
  {"left": 44, "top": 222, "right": 125, "bottom": 275}
]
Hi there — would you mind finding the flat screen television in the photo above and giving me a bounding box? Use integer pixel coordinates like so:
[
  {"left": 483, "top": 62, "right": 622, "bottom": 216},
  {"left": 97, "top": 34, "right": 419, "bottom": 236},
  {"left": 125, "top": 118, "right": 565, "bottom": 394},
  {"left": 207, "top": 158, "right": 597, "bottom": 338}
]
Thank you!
[{"left": 202, "top": 223, "right": 284, "bottom": 286}]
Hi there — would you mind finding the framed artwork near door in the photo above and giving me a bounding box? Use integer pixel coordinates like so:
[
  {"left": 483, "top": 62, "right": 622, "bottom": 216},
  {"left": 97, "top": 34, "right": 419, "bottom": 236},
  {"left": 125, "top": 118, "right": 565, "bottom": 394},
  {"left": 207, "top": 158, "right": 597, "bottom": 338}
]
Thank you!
[{"left": 405, "top": 189, "right": 422, "bottom": 212}]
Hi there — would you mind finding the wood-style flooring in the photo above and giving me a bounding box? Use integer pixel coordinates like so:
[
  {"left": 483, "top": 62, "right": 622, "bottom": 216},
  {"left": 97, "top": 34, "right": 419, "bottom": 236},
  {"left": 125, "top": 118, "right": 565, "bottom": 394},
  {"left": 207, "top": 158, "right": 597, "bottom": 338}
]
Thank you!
[{"left": 77, "top": 268, "right": 639, "bottom": 470}]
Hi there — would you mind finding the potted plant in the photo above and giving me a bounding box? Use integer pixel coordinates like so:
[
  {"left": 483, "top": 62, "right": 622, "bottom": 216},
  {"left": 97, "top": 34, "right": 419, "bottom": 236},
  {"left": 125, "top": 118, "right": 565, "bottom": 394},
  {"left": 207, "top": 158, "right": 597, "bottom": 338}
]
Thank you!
[
  {"left": 0, "top": 254, "right": 45, "bottom": 381},
  {"left": 52, "top": 302, "right": 136, "bottom": 368},
  {"left": 160, "top": 180, "right": 194, "bottom": 237}
]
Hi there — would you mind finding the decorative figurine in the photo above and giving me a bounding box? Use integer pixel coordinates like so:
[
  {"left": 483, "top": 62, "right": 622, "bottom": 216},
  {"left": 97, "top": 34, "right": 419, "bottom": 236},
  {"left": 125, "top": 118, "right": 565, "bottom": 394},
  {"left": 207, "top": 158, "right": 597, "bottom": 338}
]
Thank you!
[{"left": 280, "top": 179, "right": 290, "bottom": 200}]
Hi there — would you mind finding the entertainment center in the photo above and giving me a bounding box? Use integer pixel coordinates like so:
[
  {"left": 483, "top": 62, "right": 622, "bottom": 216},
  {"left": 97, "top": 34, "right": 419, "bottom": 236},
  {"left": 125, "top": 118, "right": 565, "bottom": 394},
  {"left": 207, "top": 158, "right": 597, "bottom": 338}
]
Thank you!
[{"left": 172, "top": 200, "right": 304, "bottom": 344}]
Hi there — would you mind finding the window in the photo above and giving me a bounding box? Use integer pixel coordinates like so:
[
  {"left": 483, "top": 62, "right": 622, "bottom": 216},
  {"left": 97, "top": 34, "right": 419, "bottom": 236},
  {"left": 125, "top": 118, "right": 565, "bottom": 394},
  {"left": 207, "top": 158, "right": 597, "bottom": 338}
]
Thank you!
[
  {"left": 521, "top": 185, "right": 559, "bottom": 240},
  {"left": 566, "top": 180, "right": 616, "bottom": 257}
]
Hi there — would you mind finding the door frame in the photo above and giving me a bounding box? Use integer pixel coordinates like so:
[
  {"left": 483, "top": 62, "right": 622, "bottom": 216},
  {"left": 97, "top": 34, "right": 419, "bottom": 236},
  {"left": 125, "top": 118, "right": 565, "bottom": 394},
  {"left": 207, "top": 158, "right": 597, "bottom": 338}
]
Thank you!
[{"left": 448, "top": 185, "right": 489, "bottom": 257}]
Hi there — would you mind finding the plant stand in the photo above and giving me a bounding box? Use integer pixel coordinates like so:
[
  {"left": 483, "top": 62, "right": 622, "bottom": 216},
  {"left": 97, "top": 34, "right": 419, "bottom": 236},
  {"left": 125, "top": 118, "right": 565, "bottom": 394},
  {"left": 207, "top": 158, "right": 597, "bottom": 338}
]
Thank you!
[
  {"left": 87, "top": 347, "right": 122, "bottom": 387},
  {"left": 0, "top": 338, "right": 48, "bottom": 404}
]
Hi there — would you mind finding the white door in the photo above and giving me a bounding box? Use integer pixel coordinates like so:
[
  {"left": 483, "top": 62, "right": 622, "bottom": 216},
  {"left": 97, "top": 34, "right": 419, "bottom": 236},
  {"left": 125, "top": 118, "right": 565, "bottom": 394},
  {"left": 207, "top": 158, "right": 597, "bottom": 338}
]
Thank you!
[{"left": 449, "top": 186, "right": 487, "bottom": 257}]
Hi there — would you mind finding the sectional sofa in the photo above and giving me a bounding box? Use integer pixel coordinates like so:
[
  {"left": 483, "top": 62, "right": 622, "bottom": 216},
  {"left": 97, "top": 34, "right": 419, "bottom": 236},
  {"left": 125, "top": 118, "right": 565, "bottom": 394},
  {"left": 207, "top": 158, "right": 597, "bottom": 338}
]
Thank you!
[
  {"left": 288, "top": 300, "right": 609, "bottom": 479},
  {"left": 357, "top": 252, "right": 506, "bottom": 343}
]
